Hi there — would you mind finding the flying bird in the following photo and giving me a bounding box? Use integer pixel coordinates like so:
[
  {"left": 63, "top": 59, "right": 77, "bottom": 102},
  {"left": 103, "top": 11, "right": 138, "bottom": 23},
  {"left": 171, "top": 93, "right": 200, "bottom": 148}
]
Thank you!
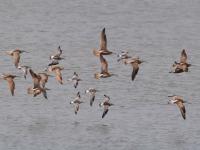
[
  {"left": 50, "top": 46, "right": 63, "bottom": 60},
  {"left": 85, "top": 88, "right": 97, "bottom": 106},
  {"left": 117, "top": 51, "right": 131, "bottom": 62},
  {"left": 28, "top": 69, "right": 50, "bottom": 99},
  {"left": 99, "top": 94, "right": 113, "bottom": 118},
  {"left": 168, "top": 95, "right": 187, "bottom": 120},
  {"left": 124, "top": 57, "right": 144, "bottom": 81},
  {"left": 18, "top": 65, "right": 31, "bottom": 79},
  {"left": 171, "top": 49, "right": 191, "bottom": 73},
  {"left": 29, "top": 69, "right": 41, "bottom": 88},
  {"left": 50, "top": 65, "right": 64, "bottom": 84},
  {"left": 38, "top": 72, "right": 52, "bottom": 88},
  {"left": 68, "top": 72, "right": 82, "bottom": 88},
  {"left": 94, "top": 54, "right": 112, "bottom": 79},
  {"left": 1, "top": 74, "right": 18, "bottom": 96},
  {"left": 70, "top": 92, "right": 83, "bottom": 114},
  {"left": 93, "top": 28, "right": 113, "bottom": 56},
  {"left": 27, "top": 86, "right": 50, "bottom": 99},
  {"left": 5, "top": 49, "right": 27, "bottom": 68}
]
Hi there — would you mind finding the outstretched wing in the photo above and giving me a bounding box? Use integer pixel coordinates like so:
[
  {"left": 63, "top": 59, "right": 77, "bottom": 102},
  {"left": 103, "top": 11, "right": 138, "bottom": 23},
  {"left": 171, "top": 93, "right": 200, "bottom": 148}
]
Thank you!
[
  {"left": 6, "top": 78, "right": 15, "bottom": 96},
  {"left": 100, "top": 28, "right": 107, "bottom": 50},
  {"left": 131, "top": 62, "right": 139, "bottom": 81},
  {"left": 74, "top": 104, "right": 79, "bottom": 114},
  {"left": 180, "top": 49, "right": 187, "bottom": 64},
  {"left": 13, "top": 52, "right": 20, "bottom": 68},
  {"left": 102, "top": 105, "right": 109, "bottom": 118},
  {"left": 176, "top": 101, "right": 186, "bottom": 120},
  {"left": 29, "top": 69, "right": 40, "bottom": 88},
  {"left": 100, "top": 54, "right": 108, "bottom": 73},
  {"left": 90, "top": 94, "right": 95, "bottom": 106}
]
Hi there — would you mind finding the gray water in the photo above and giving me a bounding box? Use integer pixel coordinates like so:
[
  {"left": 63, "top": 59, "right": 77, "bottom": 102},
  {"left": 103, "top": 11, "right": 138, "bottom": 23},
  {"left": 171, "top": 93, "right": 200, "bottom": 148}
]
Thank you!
[{"left": 0, "top": 0, "right": 200, "bottom": 149}]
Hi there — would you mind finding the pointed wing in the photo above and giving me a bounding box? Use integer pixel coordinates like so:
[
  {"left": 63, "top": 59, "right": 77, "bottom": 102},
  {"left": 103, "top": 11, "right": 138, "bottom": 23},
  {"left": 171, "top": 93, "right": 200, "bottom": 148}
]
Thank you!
[
  {"left": 42, "top": 89, "right": 48, "bottom": 99},
  {"left": 74, "top": 103, "right": 79, "bottom": 114},
  {"left": 73, "top": 80, "right": 78, "bottom": 88},
  {"left": 100, "top": 28, "right": 107, "bottom": 50},
  {"left": 102, "top": 105, "right": 109, "bottom": 118},
  {"left": 90, "top": 94, "right": 95, "bottom": 106},
  {"left": 57, "top": 46, "right": 62, "bottom": 56},
  {"left": 6, "top": 78, "right": 15, "bottom": 96},
  {"left": 176, "top": 101, "right": 186, "bottom": 120},
  {"left": 100, "top": 54, "right": 108, "bottom": 73},
  {"left": 131, "top": 62, "right": 139, "bottom": 81},
  {"left": 29, "top": 69, "right": 40, "bottom": 88},
  {"left": 13, "top": 52, "right": 20, "bottom": 68},
  {"left": 180, "top": 49, "right": 187, "bottom": 64}
]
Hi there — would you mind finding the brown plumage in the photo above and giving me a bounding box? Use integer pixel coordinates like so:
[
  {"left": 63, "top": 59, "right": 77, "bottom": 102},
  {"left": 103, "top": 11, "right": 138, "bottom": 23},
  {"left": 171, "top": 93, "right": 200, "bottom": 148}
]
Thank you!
[
  {"left": 38, "top": 72, "right": 51, "bottom": 88},
  {"left": 2, "top": 74, "right": 18, "bottom": 96},
  {"left": 124, "top": 57, "right": 143, "bottom": 81},
  {"left": 93, "top": 28, "right": 112, "bottom": 56},
  {"left": 51, "top": 65, "right": 64, "bottom": 84},
  {"left": 94, "top": 54, "right": 112, "bottom": 79},
  {"left": 6, "top": 49, "right": 27, "bottom": 68},
  {"left": 180, "top": 49, "right": 187, "bottom": 64},
  {"left": 27, "top": 86, "right": 49, "bottom": 99},
  {"left": 168, "top": 95, "right": 186, "bottom": 120},
  {"left": 29, "top": 69, "right": 41, "bottom": 88},
  {"left": 171, "top": 49, "right": 191, "bottom": 73}
]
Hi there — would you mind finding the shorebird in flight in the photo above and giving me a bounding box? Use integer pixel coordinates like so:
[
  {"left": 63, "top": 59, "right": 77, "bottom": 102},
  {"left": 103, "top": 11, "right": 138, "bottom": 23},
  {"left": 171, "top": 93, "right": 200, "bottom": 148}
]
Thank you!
[
  {"left": 28, "top": 69, "right": 49, "bottom": 99},
  {"left": 1, "top": 74, "right": 18, "bottom": 96},
  {"left": 5, "top": 49, "right": 27, "bottom": 68},
  {"left": 50, "top": 46, "right": 63, "bottom": 60},
  {"left": 38, "top": 72, "right": 52, "bottom": 88},
  {"left": 94, "top": 54, "right": 112, "bottom": 79},
  {"left": 68, "top": 72, "right": 82, "bottom": 88},
  {"left": 117, "top": 51, "right": 131, "bottom": 62},
  {"left": 99, "top": 95, "right": 113, "bottom": 118},
  {"left": 50, "top": 65, "right": 64, "bottom": 84},
  {"left": 168, "top": 95, "right": 187, "bottom": 120},
  {"left": 18, "top": 65, "right": 31, "bottom": 79},
  {"left": 85, "top": 88, "right": 97, "bottom": 106},
  {"left": 93, "top": 28, "right": 113, "bottom": 57},
  {"left": 27, "top": 86, "right": 49, "bottom": 99},
  {"left": 124, "top": 57, "right": 144, "bottom": 81},
  {"left": 70, "top": 92, "right": 83, "bottom": 115},
  {"left": 171, "top": 49, "right": 191, "bottom": 73}
]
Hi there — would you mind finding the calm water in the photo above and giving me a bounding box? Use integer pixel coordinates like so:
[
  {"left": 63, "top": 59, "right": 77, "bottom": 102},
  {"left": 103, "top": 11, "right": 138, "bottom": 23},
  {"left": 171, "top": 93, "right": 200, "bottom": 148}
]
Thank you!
[{"left": 0, "top": 0, "right": 200, "bottom": 149}]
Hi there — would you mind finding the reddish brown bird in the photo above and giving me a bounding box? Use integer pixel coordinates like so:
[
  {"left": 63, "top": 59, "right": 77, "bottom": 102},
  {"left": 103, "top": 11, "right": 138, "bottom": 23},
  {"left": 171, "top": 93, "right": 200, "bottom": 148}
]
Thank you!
[
  {"left": 93, "top": 28, "right": 113, "bottom": 57},
  {"left": 5, "top": 49, "right": 27, "bottom": 68},
  {"left": 1, "top": 74, "right": 18, "bottom": 96},
  {"left": 94, "top": 54, "right": 112, "bottom": 79},
  {"left": 28, "top": 69, "right": 49, "bottom": 99},
  {"left": 50, "top": 65, "right": 64, "bottom": 84}
]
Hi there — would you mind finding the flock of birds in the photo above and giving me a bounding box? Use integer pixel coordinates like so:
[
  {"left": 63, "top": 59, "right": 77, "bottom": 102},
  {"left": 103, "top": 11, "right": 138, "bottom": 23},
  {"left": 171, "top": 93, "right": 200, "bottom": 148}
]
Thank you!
[{"left": 1, "top": 28, "right": 191, "bottom": 119}]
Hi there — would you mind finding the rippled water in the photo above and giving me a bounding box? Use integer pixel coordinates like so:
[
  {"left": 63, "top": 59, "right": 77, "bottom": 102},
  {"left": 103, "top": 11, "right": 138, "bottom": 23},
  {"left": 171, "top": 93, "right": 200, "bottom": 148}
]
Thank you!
[{"left": 0, "top": 0, "right": 200, "bottom": 149}]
